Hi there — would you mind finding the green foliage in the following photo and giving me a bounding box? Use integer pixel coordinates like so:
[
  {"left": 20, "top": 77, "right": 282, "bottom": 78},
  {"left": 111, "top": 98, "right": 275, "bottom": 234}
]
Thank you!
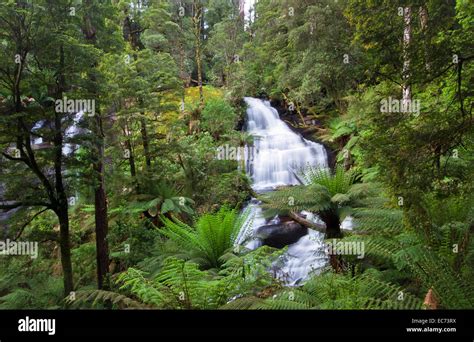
[
  {"left": 117, "top": 259, "right": 222, "bottom": 309},
  {"left": 200, "top": 98, "right": 238, "bottom": 140},
  {"left": 71, "top": 247, "right": 282, "bottom": 309},
  {"left": 260, "top": 166, "right": 360, "bottom": 231},
  {"left": 68, "top": 289, "right": 146, "bottom": 309},
  {"left": 71, "top": 242, "right": 97, "bottom": 288},
  {"left": 159, "top": 206, "right": 248, "bottom": 269},
  {"left": 108, "top": 219, "right": 160, "bottom": 268},
  {"left": 206, "top": 5, "right": 247, "bottom": 88},
  {"left": 125, "top": 181, "right": 195, "bottom": 217},
  {"left": 0, "top": 257, "right": 64, "bottom": 309},
  {"left": 344, "top": 192, "right": 474, "bottom": 309},
  {"left": 224, "top": 269, "right": 422, "bottom": 310},
  {"left": 1, "top": 0, "right": 473, "bottom": 312},
  {"left": 302, "top": 166, "right": 356, "bottom": 195}
]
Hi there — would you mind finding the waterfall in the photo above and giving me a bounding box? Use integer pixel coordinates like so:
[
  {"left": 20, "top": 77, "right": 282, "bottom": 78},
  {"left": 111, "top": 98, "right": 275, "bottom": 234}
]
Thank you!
[
  {"left": 244, "top": 97, "right": 327, "bottom": 191},
  {"left": 237, "top": 97, "right": 329, "bottom": 286}
]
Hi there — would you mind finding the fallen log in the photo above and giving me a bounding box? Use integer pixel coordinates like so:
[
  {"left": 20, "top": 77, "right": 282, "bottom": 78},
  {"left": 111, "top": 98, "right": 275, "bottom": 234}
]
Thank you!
[
  {"left": 289, "top": 212, "right": 367, "bottom": 235},
  {"left": 289, "top": 211, "right": 326, "bottom": 233}
]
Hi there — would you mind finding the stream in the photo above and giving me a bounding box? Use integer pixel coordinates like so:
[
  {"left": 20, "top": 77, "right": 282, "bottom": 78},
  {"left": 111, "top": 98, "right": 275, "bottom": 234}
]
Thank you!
[{"left": 236, "top": 97, "right": 334, "bottom": 286}]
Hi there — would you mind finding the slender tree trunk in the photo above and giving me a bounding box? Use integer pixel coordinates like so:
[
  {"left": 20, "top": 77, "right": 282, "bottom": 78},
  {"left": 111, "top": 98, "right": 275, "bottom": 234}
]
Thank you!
[
  {"left": 419, "top": 6, "right": 430, "bottom": 71},
  {"left": 57, "top": 206, "right": 74, "bottom": 295},
  {"left": 122, "top": 120, "right": 136, "bottom": 177},
  {"left": 238, "top": 0, "right": 245, "bottom": 20},
  {"left": 82, "top": 2, "right": 110, "bottom": 290},
  {"left": 178, "top": 18, "right": 186, "bottom": 115},
  {"left": 54, "top": 110, "right": 74, "bottom": 296},
  {"left": 193, "top": 1, "right": 204, "bottom": 106},
  {"left": 402, "top": 7, "right": 412, "bottom": 107},
  {"left": 139, "top": 115, "right": 151, "bottom": 168},
  {"left": 93, "top": 116, "right": 110, "bottom": 290},
  {"left": 123, "top": 125, "right": 136, "bottom": 178},
  {"left": 122, "top": 12, "right": 151, "bottom": 170},
  {"left": 93, "top": 115, "right": 110, "bottom": 290},
  {"left": 189, "top": 1, "right": 203, "bottom": 134},
  {"left": 55, "top": 44, "right": 74, "bottom": 296}
]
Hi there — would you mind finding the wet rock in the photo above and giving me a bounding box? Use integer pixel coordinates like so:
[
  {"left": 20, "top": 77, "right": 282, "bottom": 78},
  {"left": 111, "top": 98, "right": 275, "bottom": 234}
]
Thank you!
[{"left": 256, "top": 221, "right": 307, "bottom": 248}]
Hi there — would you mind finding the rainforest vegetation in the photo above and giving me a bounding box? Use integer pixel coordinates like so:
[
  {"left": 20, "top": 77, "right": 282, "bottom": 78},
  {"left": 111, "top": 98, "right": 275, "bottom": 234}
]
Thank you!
[{"left": 0, "top": 0, "right": 473, "bottom": 310}]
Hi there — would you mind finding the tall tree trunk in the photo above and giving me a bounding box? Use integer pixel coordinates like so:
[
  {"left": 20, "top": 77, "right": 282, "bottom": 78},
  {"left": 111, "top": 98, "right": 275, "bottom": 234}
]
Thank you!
[
  {"left": 123, "top": 124, "right": 136, "bottom": 178},
  {"left": 139, "top": 112, "right": 151, "bottom": 168},
  {"left": 54, "top": 111, "right": 74, "bottom": 296},
  {"left": 122, "top": 12, "right": 152, "bottom": 170},
  {"left": 193, "top": 0, "right": 204, "bottom": 106},
  {"left": 93, "top": 132, "right": 110, "bottom": 290},
  {"left": 238, "top": 0, "right": 245, "bottom": 20},
  {"left": 402, "top": 7, "right": 412, "bottom": 107},
  {"left": 128, "top": 141, "right": 136, "bottom": 178},
  {"left": 55, "top": 44, "right": 74, "bottom": 296},
  {"left": 419, "top": 5, "right": 430, "bottom": 71},
  {"left": 82, "top": 2, "right": 110, "bottom": 290},
  {"left": 178, "top": 17, "right": 186, "bottom": 115},
  {"left": 57, "top": 206, "right": 74, "bottom": 296}
]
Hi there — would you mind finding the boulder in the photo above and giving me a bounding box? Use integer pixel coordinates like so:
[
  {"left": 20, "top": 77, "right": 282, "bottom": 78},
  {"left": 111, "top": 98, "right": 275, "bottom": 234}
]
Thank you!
[{"left": 256, "top": 221, "right": 307, "bottom": 248}]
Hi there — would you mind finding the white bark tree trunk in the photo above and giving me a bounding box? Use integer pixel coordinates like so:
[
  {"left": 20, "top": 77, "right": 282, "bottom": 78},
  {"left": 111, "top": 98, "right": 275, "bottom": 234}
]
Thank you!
[{"left": 402, "top": 7, "right": 412, "bottom": 108}]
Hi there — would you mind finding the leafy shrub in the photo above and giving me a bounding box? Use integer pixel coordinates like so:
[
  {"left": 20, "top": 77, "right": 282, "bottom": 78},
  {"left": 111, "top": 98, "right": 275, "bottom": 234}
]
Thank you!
[
  {"left": 159, "top": 206, "right": 250, "bottom": 269},
  {"left": 108, "top": 219, "right": 160, "bottom": 269},
  {"left": 201, "top": 98, "right": 238, "bottom": 140}
]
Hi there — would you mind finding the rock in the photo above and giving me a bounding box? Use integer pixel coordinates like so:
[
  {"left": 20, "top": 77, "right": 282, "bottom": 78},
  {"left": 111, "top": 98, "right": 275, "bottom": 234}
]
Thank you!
[
  {"left": 278, "top": 216, "right": 294, "bottom": 223},
  {"left": 256, "top": 221, "right": 307, "bottom": 248}
]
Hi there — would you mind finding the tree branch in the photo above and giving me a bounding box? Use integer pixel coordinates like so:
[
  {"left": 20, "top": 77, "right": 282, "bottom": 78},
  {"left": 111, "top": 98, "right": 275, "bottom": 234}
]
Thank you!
[
  {"left": 14, "top": 207, "right": 50, "bottom": 241},
  {"left": 0, "top": 201, "right": 51, "bottom": 210}
]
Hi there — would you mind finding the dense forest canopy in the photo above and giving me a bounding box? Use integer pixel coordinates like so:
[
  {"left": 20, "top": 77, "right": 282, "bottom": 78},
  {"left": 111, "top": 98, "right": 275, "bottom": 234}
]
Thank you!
[{"left": 0, "top": 0, "right": 473, "bottom": 310}]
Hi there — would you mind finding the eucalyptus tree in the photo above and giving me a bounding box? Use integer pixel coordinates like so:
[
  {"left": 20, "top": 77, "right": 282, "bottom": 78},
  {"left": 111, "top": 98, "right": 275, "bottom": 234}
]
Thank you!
[
  {"left": 77, "top": 0, "right": 127, "bottom": 290},
  {"left": 0, "top": 0, "right": 97, "bottom": 295}
]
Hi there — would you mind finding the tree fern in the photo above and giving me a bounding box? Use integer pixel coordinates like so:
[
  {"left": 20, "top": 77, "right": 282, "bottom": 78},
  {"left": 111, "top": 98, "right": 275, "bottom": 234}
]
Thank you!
[
  {"left": 346, "top": 191, "right": 474, "bottom": 308},
  {"left": 260, "top": 166, "right": 369, "bottom": 238},
  {"left": 395, "top": 244, "right": 474, "bottom": 308},
  {"left": 159, "top": 206, "right": 248, "bottom": 268},
  {"left": 300, "top": 165, "right": 356, "bottom": 195},
  {"left": 224, "top": 270, "right": 422, "bottom": 310},
  {"left": 67, "top": 289, "right": 148, "bottom": 309},
  {"left": 75, "top": 247, "right": 282, "bottom": 310}
]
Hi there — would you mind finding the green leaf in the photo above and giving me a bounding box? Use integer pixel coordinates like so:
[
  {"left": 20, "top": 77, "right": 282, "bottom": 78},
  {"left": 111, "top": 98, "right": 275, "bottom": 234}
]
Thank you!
[{"left": 160, "top": 198, "right": 176, "bottom": 214}]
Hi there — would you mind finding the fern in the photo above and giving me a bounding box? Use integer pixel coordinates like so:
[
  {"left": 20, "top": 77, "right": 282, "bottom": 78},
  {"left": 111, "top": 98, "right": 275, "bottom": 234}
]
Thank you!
[
  {"left": 67, "top": 289, "right": 148, "bottom": 309},
  {"left": 395, "top": 244, "right": 474, "bottom": 308},
  {"left": 78, "top": 247, "right": 282, "bottom": 310},
  {"left": 347, "top": 191, "right": 474, "bottom": 308},
  {"left": 301, "top": 166, "right": 356, "bottom": 195},
  {"left": 261, "top": 166, "right": 358, "bottom": 211},
  {"left": 159, "top": 206, "right": 248, "bottom": 268},
  {"left": 125, "top": 181, "right": 194, "bottom": 217},
  {"left": 228, "top": 270, "right": 422, "bottom": 310},
  {"left": 0, "top": 258, "right": 64, "bottom": 309}
]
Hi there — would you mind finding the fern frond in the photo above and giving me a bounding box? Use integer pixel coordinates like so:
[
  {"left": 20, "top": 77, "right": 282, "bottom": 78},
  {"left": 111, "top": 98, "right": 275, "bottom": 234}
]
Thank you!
[
  {"left": 68, "top": 289, "right": 148, "bottom": 309},
  {"left": 159, "top": 207, "right": 243, "bottom": 268}
]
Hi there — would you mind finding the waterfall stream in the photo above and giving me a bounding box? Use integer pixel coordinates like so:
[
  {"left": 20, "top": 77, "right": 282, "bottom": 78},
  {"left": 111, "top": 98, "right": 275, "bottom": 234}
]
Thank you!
[{"left": 236, "top": 97, "right": 330, "bottom": 286}]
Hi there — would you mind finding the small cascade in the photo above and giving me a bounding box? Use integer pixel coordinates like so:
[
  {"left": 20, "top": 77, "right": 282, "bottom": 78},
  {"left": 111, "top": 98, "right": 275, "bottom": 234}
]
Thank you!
[{"left": 237, "top": 97, "right": 329, "bottom": 285}]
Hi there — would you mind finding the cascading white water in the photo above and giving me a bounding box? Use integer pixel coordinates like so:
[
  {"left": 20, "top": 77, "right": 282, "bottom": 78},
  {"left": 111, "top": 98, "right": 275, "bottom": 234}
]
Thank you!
[
  {"left": 244, "top": 97, "right": 327, "bottom": 191},
  {"left": 237, "top": 97, "right": 329, "bottom": 286}
]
